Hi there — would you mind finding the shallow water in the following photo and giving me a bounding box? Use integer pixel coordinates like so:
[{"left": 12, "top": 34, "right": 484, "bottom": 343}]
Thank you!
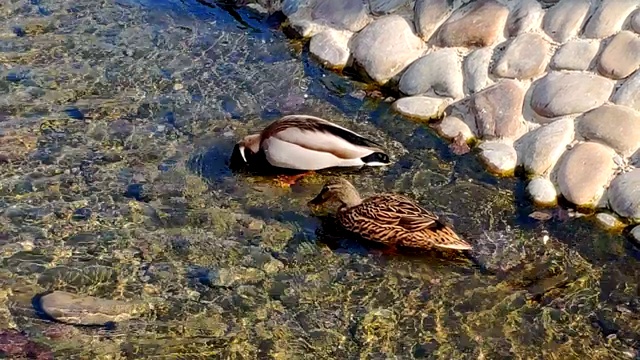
[{"left": 0, "top": 0, "right": 639, "bottom": 358}]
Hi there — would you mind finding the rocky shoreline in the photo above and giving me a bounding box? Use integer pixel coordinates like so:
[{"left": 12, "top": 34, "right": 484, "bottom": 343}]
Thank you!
[{"left": 246, "top": 0, "right": 640, "bottom": 227}]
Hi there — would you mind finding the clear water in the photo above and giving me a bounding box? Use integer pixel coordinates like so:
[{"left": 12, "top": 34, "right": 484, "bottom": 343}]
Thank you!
[{"left": 0, "top": 0, "right": 639, "bottom": 358}]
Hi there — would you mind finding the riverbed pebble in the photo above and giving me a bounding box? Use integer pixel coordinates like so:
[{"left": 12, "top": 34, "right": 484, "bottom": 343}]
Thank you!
[
  {"left": 515, "top": 118, "right": 574, "bottom": 176},
  {"left": 607, "top": 169, "right": 640, "bottom": 220},
  {"left": 398, "top": 48, "right": 464, "bottom": 99},
  {"left": 612, "top": 71, "right": 640, "bottom": 112},
  {"left": 542, "top": 0, "right": 591, "bottom": 42},
  {"left": 595, "top": 212, "right": 624, "bottom": 230},
  {"left": 493, "top": 33, "right": 550, "bottom": 80},
  {"left": 434, "top": 115, "right": 475, "bottom": 141},
  {"left": 550, "top": 40, "right": 600, "bottom": 71},
  {"left": 436, "top": 0, "right": 509, "bottom": 48},
  {"left": 309, "top": 29, "right": 351, "bottom": 69},
  {"left": 582, "top": 0, "right": 639, "bottom": 39},
  {"left": 311, "top": 0, "right": 370, "bottom": 32},
  {"left": 414, "top": 0, "right": 452, "bottom": 40},
  {"left": 527, "top": 177, "right": 558, "bottom": 206},
  {"left": 478, "top": 141, "right": 517, "bottom": 175},
  {"left": 471, "top": 80, "right": 526, "bottom": 140},
  {"left": 576, "top": 105, "right": 640, "bottom": 157},
  {"left": 391, "top": 96, "right": 450, "bottom": 121},
  {"left": 506, "top": 0, "right": 543, "bottom": 36},
  {"left": 597, "top": 31, "right": 640, "bottom": 80},
  {"left": 38, "top": 291, "right": 146, "bottom": 325}
]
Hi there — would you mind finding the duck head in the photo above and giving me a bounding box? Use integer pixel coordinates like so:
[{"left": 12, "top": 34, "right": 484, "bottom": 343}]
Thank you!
[{"left": 236, "top": 133, "right": 261, "bottom": 163}]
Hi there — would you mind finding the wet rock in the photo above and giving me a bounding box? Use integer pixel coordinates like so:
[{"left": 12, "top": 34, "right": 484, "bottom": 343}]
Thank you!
[
  {"left": 493, "top": 33, "right": 550, "bottom": 80},
  {"left": 350, "top": 15, "right": 424, "bottom": 84},
  {"left": 124, "top": 183, "right": 151, "bottom": 202},
  {"left": 38, "top": 291, "right": 147, "bottom": 325},
  {"left": 471, "top": 80, "right": 526, "bottom": 140},
  {"left": 391, "top": 96, "right": 450, "bottom": 121},
  {"left": 515, "top": 118, "right": 574, "bottom": 176},
  {"left": 437, "top": 0, "right": 508, "bottom": 48},
  {"left": 597, "top": 31, "right": 640, "bottom": 80},
  {"left": 576, "top": 105, "right": 640, "bottom": 157},
  {"left": 463, "top": 47, "right": 493, "bottom": 94},
  {"left": 198, "top": 266, "right": 265, "bottom": 288},
  {"left": 311, "top": 0, "right": 371, "bottom": 32},
  {"left": 398, "top": 48, "right": 464, "bottom": 99},
  {"left": 527, "top": 177, "right": 558, "bottom": 206},
  {"left": 632, "top": 10, "right": 640, "bottom": 33},
  {"left": 607, "top": 169, "right": 640, "bottom": 220},
  {"left": 368, "top": 0, "right": 409, "bottom": 15},
  {"left": 448, "top": 133, "right": 472, "bottom": 155},
  {"left": 414, "top": 0, "right": 452, "bottom": 40},
  {"left": 550, "top": 39, "right": 600, "bottom": 71},
  {"left": 434, "top": 115, "right": 475, "bottom": 141},
  {"left": 595, "top": 212, "right": 623, "bottom": 230},
  {"left": 478, "top": 141, "right": 517, "bottom": 175},
  {"left": 612, "top": 70, "right": 640, "bottom": 112},
  {"left": 530, "top": 72, "right": 614, "bottom": 118},
  {"left": 555, "top": 142, "right": 616, "bottom": 207},
  {"left": 630, "top": 225, "right": 640, "bottom": 245},
  {"left": 582, "top": 0, "right": 638, "bottom": 39},
  {"left": 309, "top": 29, "right": 352, "bottom": 69},
  {"left": 542, "top": 0, "right": 591, "bottom": 42},
  {"left": 71, "top": 207, "right": 92, "bottom": 221},
  {"left": 0, "top": 329, "right": 52, "bottom": 360},
  {"left": 506, "top": 0, "right": 544, "bottom": 36}
]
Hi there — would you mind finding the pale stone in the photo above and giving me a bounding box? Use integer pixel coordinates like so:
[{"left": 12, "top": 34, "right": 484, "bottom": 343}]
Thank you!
[
  {"left": 550, "top": 39, "right": 600, "bottom": 71},
  {"left": 398, "top": 48, "right": 464, "bottom": 99},
  {"left": 555, "top": 142, "right": 617, "bottom": 207},
  {"left": 350, "top": 15, "right": 424, "bottom": 84},
  {"left": 506, "top": 0, "right": 544, "bottom": 36},
  {"left": 282, "top": 0, "right": 313, "bottom": 16},
  {"left": 391, "top": 96, "right": 450, "bottom": 121},
  {"left": 471, "top": 80, "right": 526, "bottom": 140},
  {"left": 595, "top": 212, "right": 624, "bottom": 230},
  {"left": 287, "top": 18, "right": 329, "bottom": 38},
  {"left": 527, "top": 177, "right": 558, "bottom": 206},
  {"left": 369, "top": 0, "right": 410, "bottom": 15},
  {"left": 542, "top": 0, "right": 591, "bottom": 42},
  {"left": 632, "top": 10, "right": 640, "bottom": 34},
  {"left": 414, "top": 0, "right": 452, "bottom": 40},
  {"left": 613, "top": 70, "right": 640, "bottom": 112},
  {"left": 493, "top": 33, "right": 550, "bottom": 80},
  {"left": 598, "top": 31, "right": 640, "bottom": 80},
  {"left": 437, "top": 0, "right": 509, "bottom": 48},
  {"left": 311, "top": 0, "right": 371, "bottom": 32},
  {"left": 631, "top": 225, "right": 640, "bottom": 244},
  {"left": 435, "top": 115, "right": 475, "bottom": 140},
  {"left": 582, "top": 0, "right": 639, "bottom": 39},
  {"left": 515, "top": 118, "right": 575, "bottom": 176},
  {"left": 463, "top": 47, "right": 493, "bottom": 94},
  {"left": 309, "top": 29, "right": 352, "bottom": 69},
  {"left": 608, "top": 169, "right": 640, "bottom": 220},
  {"left": 530, "top": 72, "right": 615, "bottom": 118},
  {"left": 478, "top": 141, "right": 518, "bottom": 175},
  {"left": 576, "top": 104, "right": 640, "bottom": 157}
]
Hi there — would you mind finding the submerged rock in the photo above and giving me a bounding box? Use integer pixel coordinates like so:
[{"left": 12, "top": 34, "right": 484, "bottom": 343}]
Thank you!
[
  {"left": 392, "top": 96, "right": 450, "bottom": 121},
  {"left": 38, "top": 291, "right": 148, "bottom": 325}
]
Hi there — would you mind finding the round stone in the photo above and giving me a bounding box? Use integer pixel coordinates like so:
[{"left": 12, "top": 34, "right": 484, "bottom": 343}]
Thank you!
[
  {"left": 493, "top": 33, "right": 550, "bottom": 80},
  {"left": 515, "top": 118, "right": 574, "bottom": 176},
  {"left": 506, "top": 0, "right": 543, "bottom": 36},
  {"left": 530, "top": 72, "right": 615, "bottom": 118},
  {"left": 582, "top": 0, "right": 639, "bottom": 39},
  {"left": 38, "top": 291, "right": 146, "bottom": 325},
  {"left": 630, "top": 225, "right": 640, "bottom": 245},
  {"left": 414, "top": 0, "right": 453, "bottom": 40},
  {"left": 311, "top": 0, "right": 371, "bottom": 32},
  {"left": 632, "top": 10, "right": 640, "bottom": 33},
  {"left": 478, "top": 141, "right": 517, "bottom": 175},
  {"left": 598, "top": 30, "right": 640, "bottom": 80},
  {"left": 464, "top": 47, "right": 493, "bottom": 94},
  {"left": 576, "top": 104, "right": 640, "bottom": 157},
  {"left": 527, "top": 177, "right": 558, "bottom": 206},
  {"left": 436, "top": 0, "right": 509, "bottom": 48},
  {"left": 550, "top": 39, "right": 600, "bottom": 71},
  {"left": 349, "top": 15, "right": 424, "bottom": 84},
  {"left": 594, "top": 212, "right": 624, "bottom": 230},
  {"left": 612, "top": 70, "right": 640, "bottom": 112},
  {"left": 391, "top": 96, "right": 450, "bottom": 121},
  {"left": 309, "top": 29, "right": 352, "bottom": 69},
  {"left": 398, "top": 48, "right": 464, "bottom": 99},
  {"left": 471, "top": 80, "right": 526, "bottom": 140},
  {"left": 607, "top": 169, "right": 640, "bottom": 220},
  {"left": 542, "top": 0, "right": 591, "bottom": 42},
  {"left": 555, "top": 142, "right": 616, "bottom": 207},
  {"left": 434, "top": 115, "right": 475, "bottom": 140}
]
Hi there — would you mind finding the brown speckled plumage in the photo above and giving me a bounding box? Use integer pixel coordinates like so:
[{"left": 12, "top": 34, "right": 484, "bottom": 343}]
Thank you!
[{"left": 309, "top": 178, "right": 472, "bottom": 251}]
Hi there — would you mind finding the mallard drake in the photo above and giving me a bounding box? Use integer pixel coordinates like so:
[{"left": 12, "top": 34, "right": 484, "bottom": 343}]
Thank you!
[
  {"left": 308, "top": 178, "right": 472, "bottom": 251},
  {"left": 236, "top": 115, "right": 391, "bottom": 172}
]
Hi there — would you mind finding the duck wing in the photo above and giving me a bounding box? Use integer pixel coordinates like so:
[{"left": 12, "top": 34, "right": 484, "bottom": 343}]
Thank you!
[
  {"left": 262, "top": 115, "right": 384, "bottom": 159},
  {"left": 342, "top": 194, "right": 472, "bottom": 250}
]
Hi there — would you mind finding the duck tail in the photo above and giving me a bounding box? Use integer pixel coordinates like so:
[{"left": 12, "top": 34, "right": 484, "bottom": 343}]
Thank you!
[{"left": 360, "top": 151, "right": 391, "bottom": 166}]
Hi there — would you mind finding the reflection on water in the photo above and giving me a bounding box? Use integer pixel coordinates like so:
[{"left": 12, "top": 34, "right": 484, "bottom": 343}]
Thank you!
[{"left": 0, "top": 0, "right": 639, "bottom": 358}]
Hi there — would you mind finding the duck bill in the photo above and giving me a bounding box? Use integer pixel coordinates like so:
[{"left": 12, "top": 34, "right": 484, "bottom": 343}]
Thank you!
[
  {"left": 308, "top": 190, "right": 330, "bottom": 206},
  {"left": 238, "top": 145, "right": 248, "bottom": 163}
]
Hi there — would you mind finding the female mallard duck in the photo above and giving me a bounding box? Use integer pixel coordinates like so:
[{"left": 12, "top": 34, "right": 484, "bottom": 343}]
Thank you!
[
  {"left": 308, "top": 178, "right": 472, "bottom": 251},
  {"left": 235, "top": 115, "right": 391, "bottom": 184}
]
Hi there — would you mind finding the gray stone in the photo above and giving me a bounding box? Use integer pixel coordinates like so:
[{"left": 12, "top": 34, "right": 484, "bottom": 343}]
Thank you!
[
  {"left": 595, "top": 212, "right": 623, "bottom": 230},
  {"left": 598, "top": 30, "right": 640, "bottom": 80},
  {"left": 282, "top": 0, "right": 313, "bottom": 16},
  {"left": 507, "top": 0, "right": 544, "bottom": 36},
  {"left": 435, "top": 115, "right": 475, "bottom": 140},
  {"left": 608, "top": 169, "right": 640, "bottom": 219},
  {"left": 391, "top": 96, "right": 450, "bottom": 121},
  {"left": 582, "top": 0, "right": 639, "bottom": 39},
  {"left": 350, "top": 15, "right": 424, "bottom": 84},
  {"left": 398, "top": 48, "right": 464, "bottom": 99},
  {"left": 542, "top": 0, "right": 591, "bottom": 42},
  {"left": 463, "top": 47, "right": 493, "bottom": 94},
  {"left": 414, "top": 0, "right": 452, "bottom": 40},
  {"left": 39, "top": 291, "right": 146, "bottom": 325},
  {"left": 309, "top": 29, "right": 352, "bottom": 69},
  {"left": 472, "top": 80, "right": 526, "bottom": 140},
  {"left": 555, "top": 142, "right": 616, "bottom": 207},
  {"left": 576, "top": 104, "right": 640, "bottom": 157},
  {"left": 527, "top": 177, "right": 558, "bottom": 205},
  {"left": 530, "top": 72, "right": 615, "bottom": 118},
  {"left": 493, "top": 33, "right": 550, "bottom": 80},
  {"left": 437, "top": 0, "right": 509, "bottom": 48},
  {"left": 478, "top": 141, "right": 518, "bottom": 175},
  {"left": 311, "top": 0, "right": 371, "bottom": 32},
  {"left": 369, "top": 0, "right": 410, "bottom": 15},
  {"left": 550, "top": 39, "right": 600, "bottom": 71},
  {"left": 631, "top": 225, "right": 640, "bottom": 244},
  {"left": 632, "top": 10, "right": 640, "bottom": 34},
  {"left": 515, "top": 118, "right": 574, "bottom": 176},
  {"left": 613, "top": 70, "right": 640, "bottom": 112}
]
